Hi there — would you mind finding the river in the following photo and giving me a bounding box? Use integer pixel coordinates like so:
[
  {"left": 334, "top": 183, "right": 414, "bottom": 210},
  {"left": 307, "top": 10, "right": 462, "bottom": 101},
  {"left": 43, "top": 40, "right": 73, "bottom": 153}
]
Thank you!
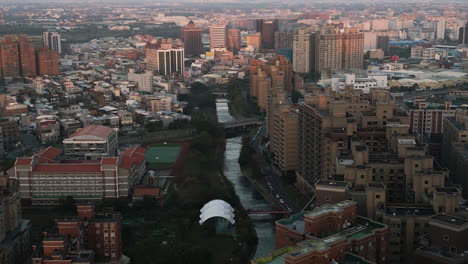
[{"left": 216, "top": 99, "right": 276, "bottom": 259}]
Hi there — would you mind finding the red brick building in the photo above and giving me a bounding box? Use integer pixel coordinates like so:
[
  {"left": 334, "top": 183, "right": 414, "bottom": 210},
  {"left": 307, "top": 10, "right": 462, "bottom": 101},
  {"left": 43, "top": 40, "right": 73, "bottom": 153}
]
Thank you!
[
  {"left": 37, "top": 46, "right": 59, "bottom": 76},
  {"left": 271, "top": 200, "right": 389, "bottom": 264},
  {"left": 0, "top": 37, "right": 20, "bottom": 78},
  {"left": 18, "top": 36, "right": 37, "bottom": 77}
]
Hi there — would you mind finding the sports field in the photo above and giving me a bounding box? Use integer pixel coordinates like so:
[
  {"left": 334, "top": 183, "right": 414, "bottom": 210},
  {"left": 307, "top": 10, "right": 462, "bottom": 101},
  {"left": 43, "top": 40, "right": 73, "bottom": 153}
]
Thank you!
[{"left": 145, "top": 142, "right": 182, "bottom": 170}]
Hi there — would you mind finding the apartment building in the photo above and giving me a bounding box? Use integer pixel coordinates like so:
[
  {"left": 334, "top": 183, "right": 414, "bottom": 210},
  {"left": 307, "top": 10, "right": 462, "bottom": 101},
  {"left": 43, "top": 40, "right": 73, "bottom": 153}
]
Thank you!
[
  {"left": 250, "top": 56, "right": 292, "bottom": 112},
  {"left": 271, "top": 104, "right": 298, "bottom": 172},
  {"left": 414, "top": 214, "right": 468, "bottom": 264},
  {"left": 63, "top": 125, "right": 118, "bottom": 160},
  {"left": 297, "top": 88, "right": 408, "bottom": 194},
  {"left": 408, "top": 99, "right": 456, "bottom": 136},
  {"left": 146, "top": 95, "right": 172, "bottom": 113},
  {"left": 0, "top": 117, "right": 19, "bottom": 149},
  {"left": 12, "top": 146, "right": 146, "bottom": 204},
  {"left": 0, "top": 174, "right": 32, "bottom": 264},
  {"left": 442, "top": 110, "right": 468, "bottom": 198}
]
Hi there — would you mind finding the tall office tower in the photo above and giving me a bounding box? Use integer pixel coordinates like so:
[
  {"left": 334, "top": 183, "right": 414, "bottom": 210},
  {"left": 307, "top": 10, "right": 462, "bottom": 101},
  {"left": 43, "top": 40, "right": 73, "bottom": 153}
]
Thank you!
[
  {"left": 17, "top": 37, "right": 36, "bottom": 77},
  {"left": 274, "top": 31, "right": 294, "bottom": 50},
  {"left": 0, "top": 38, "right": 20, "bottom": 78},
  {"left": 293, "top": 26, "right": 317, "bottom": 73},
  {"left": 145, "top": 38, "right": 184, "bottom": 76},
  {"left": 37, "top": 46, "right": 59, "bottom": 76},
  {"left": 313, "top": 27, "right": 364, "bottom": 74},
  {"left": 228, "top": 28, "right": 241, "bottom": 53},
  {"left": 210, "top": 24, "right": 228, "bottom": 49},
  {"left": 42, "top": 32, "right": 62, "bottom": 54},
  {"left": 376, "top": 35, "right": 389, "bottom": 53},
  {"left": 246, "top": 32, "right": 261, "bottom": 52},
  {"left": 458, "top": 22, "right": 468, "bottom": 44},
  {"left": 145, "top": 40, "right": 160, "bottom": 73},
  {"left": 256, "top": 19, "right": 278, "bottom": 50},
  {"left": 436, "top": 21, "right": 446, "bottom": 40},
  {"left": 180, "top": 21, "right": 203, "bottom": 57}
]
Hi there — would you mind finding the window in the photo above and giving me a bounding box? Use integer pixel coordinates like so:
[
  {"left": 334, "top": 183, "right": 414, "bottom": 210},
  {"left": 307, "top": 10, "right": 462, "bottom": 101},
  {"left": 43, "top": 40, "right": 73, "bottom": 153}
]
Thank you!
[
  {"left": 376, "top": 194, "right": 380, "bottom": 199},
  {"left": 325, "top": 196, "right": 330, "bottom": 201},
  {"left": 443, "top": 235, "right": 449, "bottom": 241},
  {"left": 424, "top": 180, "right": 429, "bottom": 184}
]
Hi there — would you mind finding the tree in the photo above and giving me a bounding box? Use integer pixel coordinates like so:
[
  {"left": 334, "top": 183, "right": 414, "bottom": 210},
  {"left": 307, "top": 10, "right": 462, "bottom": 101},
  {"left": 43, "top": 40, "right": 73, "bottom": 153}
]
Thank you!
[{"left": 291, "top": 90, "right": 304, "bottom": 103}]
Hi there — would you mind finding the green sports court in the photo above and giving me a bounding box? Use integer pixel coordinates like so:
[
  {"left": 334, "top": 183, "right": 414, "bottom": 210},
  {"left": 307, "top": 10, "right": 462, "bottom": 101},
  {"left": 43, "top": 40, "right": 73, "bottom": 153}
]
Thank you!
[{"left": 145, "top": 142, "right": 183, "bottom": 169}]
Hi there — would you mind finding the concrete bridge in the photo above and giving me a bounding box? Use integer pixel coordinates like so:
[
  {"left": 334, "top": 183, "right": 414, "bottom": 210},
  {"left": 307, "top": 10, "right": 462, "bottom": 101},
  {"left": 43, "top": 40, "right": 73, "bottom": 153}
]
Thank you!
[{"left": 222, "top": 118, "right": 263, "bottom": 136}]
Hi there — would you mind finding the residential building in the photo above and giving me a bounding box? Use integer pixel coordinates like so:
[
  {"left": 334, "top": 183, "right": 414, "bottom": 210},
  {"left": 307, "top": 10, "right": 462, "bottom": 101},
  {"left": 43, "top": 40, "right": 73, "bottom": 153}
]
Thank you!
[
  {"left": 63, "top": 125, "right": 118, "bottom": 160},
  {"left": 293, "top": 26, "right": 315, "bottom": 73},
  {"left": 0, "top": 117, "right": 19, "bottom": 149},
  {"left": 210, "top": 24, "right": 228, "bottom": 49},
  {"left": 246, "top": 33, "right": 261, "bottom": 52},
  {"left": 377, "top": 36, "right": 389, "bottom": 53},
  {"left": 180, "top": 20, "right": 203, "bottom": 57},
  {"left": 271, "top": 104, "right": 298, "bottom": 172},
  {"left": 37, "top": 47, "right": 59, "bottom": 75},
  {"left": 250, "top": 56, "right": 292, "bottom": 112},
  {"left": 128, "top": 70, "right": 153, "bottom": 92},
  {"left": 414, "top": 214, "right": 468, "bottom": 264},
  {"left": 13, "top": 146, "right": 146, "bottom": 203},
  {"left": 411, "top": 46, "right": 436, "bottom": 60},
  {"left": 0, "top": 174, "right": 32, "bottom": 264},
  {"left": 42, "top": 32, "right": 62, "bottom": 54},
  {"left": 0, "top": 37, "right": 20, "bottom": 78},
  {"left": 408, "top": 99, "right": 456, "bottom": 136},
  {"left": 18, "top": 36, "right": 36, "bottom": 77},
  {"left": 312, "top": 27, "right": 364, "bottom": 74},
  {"left": 37, "top": 118, "right": 60, "bottom": 144},
  {"left": 297, "top": 89, "right": 408, "bottom": 193},
  {"left": 59, "top": 119, "right": 82, "bottom": 137},
  {"left": 442, "top": 110, "right": 468, "bottom": 198},
  {"left": 146, "top": 95, "right": 172, "bottom": 112},
  {"left": 228, "top": 28, "right": 241, "bottom": 53},
  {"left": 274, "top": 31, "right": 294, "bottom": 50}
]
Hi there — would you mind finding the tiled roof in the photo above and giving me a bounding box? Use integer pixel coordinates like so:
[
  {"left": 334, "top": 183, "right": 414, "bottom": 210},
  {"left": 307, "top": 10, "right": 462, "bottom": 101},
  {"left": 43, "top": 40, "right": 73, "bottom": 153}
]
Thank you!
[
  {"left": 101, "top": 157, "right": 118, "bottom": 165},
  {"left": 123, "top": 147, "right": 146, "bottom": 165},
  {"left": 36, "top": 147, "right": 62, "bottom": 163},
  {"left": 33, "top": 164, "right": 102, "bottom": 173},
  {"left": 134, "top": 186, "right": 160, "bottom": 197},
  {"left": 119, "top": 156, "right": 135, "bottom": 170},
  {"left": 15, "top": 158, "right": 33, "bottom": 166},
  {"left": 68, "top": 125, "right": 115, "bottom": 140}
]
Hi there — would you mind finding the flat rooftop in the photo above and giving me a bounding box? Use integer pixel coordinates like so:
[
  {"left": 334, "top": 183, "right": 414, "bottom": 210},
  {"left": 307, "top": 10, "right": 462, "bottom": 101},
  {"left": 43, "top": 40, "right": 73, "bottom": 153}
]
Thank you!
[
  {"left": 385, "top": 205, "right": 434, "bottom": 216},
  {"left": 316, "top": 180, "right": 349, "bottom": 188},
  {"left": 305, "top": 200, "right": 356, "bottom": 219},
  {"left": 431, "top": 214, "right": 468, "bottom": 227}
]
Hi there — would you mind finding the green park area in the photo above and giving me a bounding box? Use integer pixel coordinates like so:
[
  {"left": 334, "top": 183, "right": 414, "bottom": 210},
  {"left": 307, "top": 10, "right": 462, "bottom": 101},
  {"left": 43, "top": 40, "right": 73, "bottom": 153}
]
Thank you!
[{"left": 145, "top": 142, "right": 182, "bottom": 170}]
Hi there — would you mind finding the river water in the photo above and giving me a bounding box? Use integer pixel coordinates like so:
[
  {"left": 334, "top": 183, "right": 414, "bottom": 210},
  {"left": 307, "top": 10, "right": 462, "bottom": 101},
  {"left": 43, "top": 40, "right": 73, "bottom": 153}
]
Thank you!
[{"left": 216, "top": 99, "right": 276, "bottom": 259}]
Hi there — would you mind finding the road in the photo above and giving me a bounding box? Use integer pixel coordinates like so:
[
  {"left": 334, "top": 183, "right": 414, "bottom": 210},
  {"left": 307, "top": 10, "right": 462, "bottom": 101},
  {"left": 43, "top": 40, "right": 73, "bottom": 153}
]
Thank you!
[{"left": 251, "top": 125, "right": 303, "bottom": 214}]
